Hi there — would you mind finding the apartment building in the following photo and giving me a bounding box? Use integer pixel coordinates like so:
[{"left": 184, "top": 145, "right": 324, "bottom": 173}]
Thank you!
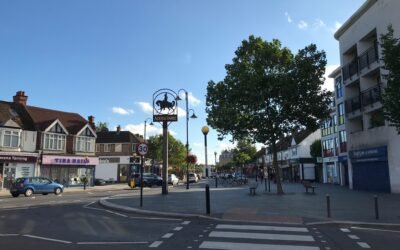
[{"left": 334, "top": 0, "right": 400, "bottom": 192}]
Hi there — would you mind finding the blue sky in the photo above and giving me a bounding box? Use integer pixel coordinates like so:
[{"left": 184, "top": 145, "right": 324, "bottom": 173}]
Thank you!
[{"left": 0, "top": 0, "right": 365, "bottom": 164}]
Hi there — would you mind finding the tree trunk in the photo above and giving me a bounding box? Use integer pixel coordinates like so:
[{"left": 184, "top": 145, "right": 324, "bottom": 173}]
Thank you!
[{"left": 272, "top": 140, "right": 284, "bottom": 194}]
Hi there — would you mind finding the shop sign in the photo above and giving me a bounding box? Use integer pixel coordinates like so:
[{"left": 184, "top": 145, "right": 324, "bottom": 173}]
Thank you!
[
  {"left": 42, "top": 155, "right": 99, "bottom": 165},
  {"left": 349, "top": 146, "right": 387, "bottom": 163},
  {"left": 99, "top": 157, "right": 120, "bottom": 164},
  {"left": 0, "top": 155, "right": 37, "bottom": 163},
  {"left": 338, "top": 155, "right": 348, "bottom": 162}
]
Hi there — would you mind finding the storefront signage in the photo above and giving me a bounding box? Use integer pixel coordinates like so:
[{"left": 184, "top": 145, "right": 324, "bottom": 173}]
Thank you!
[
  {"left": 99, "top": 157, "right": 120, "bottom": 164},
  {"left": 338, "top": 155, "right": 348, "bottom": 162},
  {"left": 349, "top": 146, "right": 387, "bottom": 163},
  {"left": 42, "top": 155, "right": 99, "bottom": 165},
  {"left": 0, "top": 155, "right": 37, "bottom": 163}
]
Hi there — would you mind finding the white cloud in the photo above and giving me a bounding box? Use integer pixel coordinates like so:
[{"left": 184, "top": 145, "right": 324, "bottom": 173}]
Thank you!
[
  {"left": 112, "top": 107, "right": 134, "bottom": 115},
  {"left": 177, "top": 107, "right": 186, "bottom": 117},
  {"left": 188, "top": 92, "right": 201, "bottom": 106},
  {"left": 330, "top": 21, "right": 342, "bottom": 33},
  {"left": 284, "top": 12, "right": 293, "bottom": 23},
  {"left": 314, "top": 19, "right": 326, "bottom": 29},
  {"left": 323, "top": 64, "right": 340, "bottom": 91},
  {"left": 136, "top": 102, "right": 153, "bottom": 114},
  {"left": 192, "top": 142, "right": 202, "bottom": 147},
  {"left": 124, "top": 122, "right": 162, "bottom": 139},
  {"left": 298, "top": 20, "right": 308, "bottom": 30}
]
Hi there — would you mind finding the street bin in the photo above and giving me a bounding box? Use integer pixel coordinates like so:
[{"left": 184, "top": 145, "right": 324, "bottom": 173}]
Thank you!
[{"left": 129, "top": 179, "right": 135, "bottom": 189}]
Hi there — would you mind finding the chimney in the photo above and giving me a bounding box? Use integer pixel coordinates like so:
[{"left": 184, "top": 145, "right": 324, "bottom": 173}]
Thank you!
[
  {"left": 13, "top": 91, "right": 28, "bottom": 105},
  {"left": 116, "top": 125, "right": 121, "bottom": 133},
  {"left": 88, "top": 116, "right": 95, "bottom": 130}
]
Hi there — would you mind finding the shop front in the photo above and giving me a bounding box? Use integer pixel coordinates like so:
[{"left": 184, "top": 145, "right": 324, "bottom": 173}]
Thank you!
[
  {"left": 0, "top": 152, "right": 38, "bottom": 190},
  {"left": 41, "top": 155, "right": 98, "bottom": 187}
]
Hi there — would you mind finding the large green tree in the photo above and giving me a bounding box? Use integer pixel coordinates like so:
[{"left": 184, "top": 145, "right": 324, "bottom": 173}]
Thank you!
[
  {"left": 146, "top": 133, "right": 187, "bottom": 178},
  {"left": 233, "top": 138, "right": 257, "bottom": 167},
  {"left": 381, "top": 25, "right": 400, "bottom": 133},
  {"left": 206, "top": 35, "right": 331, "bottom": 194},
  {"left": 95, "top": 121, "right": 109, "bottom": 132},
  {"left": 310, "top": 139, "right": 322, "bottom": 160}
]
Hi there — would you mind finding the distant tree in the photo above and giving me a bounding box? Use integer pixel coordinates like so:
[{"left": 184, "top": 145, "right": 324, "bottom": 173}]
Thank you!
[
  {"left": 96, "top": 122, "right": 109, "bottom": 132},
  {"left": 380, "top": 25, "right": 400, "bottom": 133},
  {"left": 206, "top": 35, "right": 331, "bottom": 194},
  {"left": 233, "top": 138, "right": 257, "bottom": 170},
  {"left": 147, "top": 133, "right": 186, "bottom": 178},
  {"left": 310, "top": 139, "right": 322, "bottom": 159}
]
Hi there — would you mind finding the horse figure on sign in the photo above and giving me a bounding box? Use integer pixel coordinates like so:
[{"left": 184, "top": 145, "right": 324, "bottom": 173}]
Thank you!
[{"left": 156, "top": 93, "right": 176, "bottom": 111}]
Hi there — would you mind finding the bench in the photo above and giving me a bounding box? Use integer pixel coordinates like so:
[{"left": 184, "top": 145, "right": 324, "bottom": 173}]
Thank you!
[
  {"left": 303, "top": 181, "right": 317, "bottom": 194},
  {"left": 249, "top": 183, "right": 258, "bottom": 195}
]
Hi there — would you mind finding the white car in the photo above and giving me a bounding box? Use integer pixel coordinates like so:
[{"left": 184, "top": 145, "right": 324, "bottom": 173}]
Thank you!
[
  {"left": 189, "top": 173, "right": 199, "bottom": 183},
  {"left": 168, "top": 174, "right": 179, "bottom": 186}
]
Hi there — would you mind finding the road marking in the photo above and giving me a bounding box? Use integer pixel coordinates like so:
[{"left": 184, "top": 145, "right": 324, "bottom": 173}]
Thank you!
[
  {"left": 182, "top": 221, "right": 191, "bottom": 225},
  {"left": 162, "top": 233, "right": 174, "bottom": 238},
  {"left": 105, "top": 210, "right": 128, "bottom": 217},
  {"left": 351, "top": 226, "right": 400, "bottom": 233},
  {"left": 340, "top": 228, "right": 350, "bottom": 233},
  {"left": 357, "top": 242, "right": 371, "bottom": 248},
  {"left": 0, "top": 234, "right": 19, "bottom": 236},
  {"left": 129, "top": 216, "right": 181, "bottom": 221},
  {"left": 23, "top": 234, "right": 72, "bottom": 244},
  {"left": 209, "top": 231, "right": 315, "bottom": 242},
  {"left": 77, "top": 241, "right": 148, "bottom": 245},
  {"left": 199, "top": 241, "right": 320, "bottom": 250},
  {"left": 216, "top": 224, "right": 308, "bottom": 232},
  {"left": 149, "top": 241, "right": 163, "bottom": 247},
  {"left": 348, "top": 234, "right": 360, "bottom": 240},
  {"left": 174, "top": 226, "right": 183, "bottom": 231}
]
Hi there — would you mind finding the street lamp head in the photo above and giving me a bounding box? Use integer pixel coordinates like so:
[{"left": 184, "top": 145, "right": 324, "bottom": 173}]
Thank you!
[
  {"left": 190, "top": 113, "right": 197, "bottom": 119},
  {"left": 201, "top": 125, "right": 209, "bottom": 135},
  {"left": 175, "top": 95, "right": 182, "bottom": 101}
]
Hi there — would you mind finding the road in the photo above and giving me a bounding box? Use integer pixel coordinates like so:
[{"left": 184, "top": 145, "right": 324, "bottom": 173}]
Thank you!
[{"left": 1, "top": 186, "right": 400, "bottom": 249}]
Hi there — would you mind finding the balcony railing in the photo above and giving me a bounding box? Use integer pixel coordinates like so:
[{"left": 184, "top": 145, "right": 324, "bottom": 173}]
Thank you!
[
  {"left": 359, "top": 43, "right": 379, "bottom": 71},
  {"left": 361, "top": 85, "right": 382, "bottom": 107},
  {"left": 343, "top": 60, "right": 359, "bottom": 81},
  {"left": 339, "top": 143, "right": 347, "bottom": 153},
  {"left": 345, "top": 95, "right": 361, "bottom": 113},
  {"left": 323, "top": 149, "right": 335, "bottom": 157}
]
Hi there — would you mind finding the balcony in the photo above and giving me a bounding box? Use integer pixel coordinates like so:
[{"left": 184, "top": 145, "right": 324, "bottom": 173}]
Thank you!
[
  {"left": 345, "top": 95, "right": 361, "bottom": 114},
  {"left": 359, "top": 43, "right": 379, "bottom": 73},
  {"left": 361, "top": 85, "right": 382, "bottom": 107},
  {"left": 342, "top": 60, "right": 359, "bottom": 82},
  {"left": 323, "top": 149, "right": 335, "bottom": 157}
]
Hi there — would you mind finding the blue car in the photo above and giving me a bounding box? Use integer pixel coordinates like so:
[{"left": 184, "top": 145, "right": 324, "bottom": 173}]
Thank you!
[{"left": 10, "top": 177, "right": 64, "bottom": 197}]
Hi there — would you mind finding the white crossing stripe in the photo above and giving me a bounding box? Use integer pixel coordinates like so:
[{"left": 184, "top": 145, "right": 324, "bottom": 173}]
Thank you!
[
  {"left": 162, "top": 233, "right": 174, "bottom": 238},
  {"left": 182, "top": 221, "right": 191, "bottom": 225},
  {"left": 216, "top": 224, "right": 308, "bottom": 232},
  {"left": 199, "top": 241, "right": 320, "bottom": 250},
  {"left": 174, "top": 226, "right": 183, "bottom": 231},
  {"left": 149, "top": 241, "right": 163, "bottom": 248},
  {"left": 340, "top": 228, "right": 350, "bottom": 233},
  {"left": 357, "top": 242, "right": 371, "bottom": 248},
  {"left": 23, "top": 234, "right": 72, "bottom": 244},
  {"left": 348, "top": 234, "right": 360, "bottom": 240},
  {"left": 209, "top": 231, "right": 315, "bottom": 242}
]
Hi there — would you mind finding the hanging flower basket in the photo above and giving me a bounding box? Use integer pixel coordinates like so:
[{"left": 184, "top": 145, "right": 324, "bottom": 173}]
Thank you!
[{"left": 186, "top": 154, "right": 197, "bottom": 164}]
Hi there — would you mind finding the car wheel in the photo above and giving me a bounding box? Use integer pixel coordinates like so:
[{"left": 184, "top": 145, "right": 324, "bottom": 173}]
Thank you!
[
  {"left": 54, "top": 188, "right": 62, "bottom": 195},
  {"left": 42, "top": 193, "right": 48, "bottom": 195},
  {"left": 11, "top": 193, "right": 19, "bottom": 198},
  {"left": 24, "top": 188, "right": 33, "bottom": 197}
]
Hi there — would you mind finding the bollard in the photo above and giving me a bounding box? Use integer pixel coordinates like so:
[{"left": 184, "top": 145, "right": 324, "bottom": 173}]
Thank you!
[
  {"left": 205, "top": 184, "right": 210, "bottom": 215},
  {"left": 215, "top": 177, "right": 218, "bottom": 188},
  {"left": 374, "top": 195, "right": 379, "bottom": 220},
  {"left": 326, "top": 194, "right": 331, "bottom": 218}
]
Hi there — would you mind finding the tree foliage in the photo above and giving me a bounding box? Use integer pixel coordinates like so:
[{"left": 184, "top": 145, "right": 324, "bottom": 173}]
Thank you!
[
  {"left": 95, "top": 121, "right": 109, "bottom": 132},
  {"left": 206, "top": 35, "right": 331, "bottom": 194},
  {"left": 310, "top": 139, "right": 322, "bottom": 159},
  {"left": 233, "top": 139, "right": 257, "bottom": 166},
  {"left": 146, "top": 133, "right": 187, "bottom": 177},
  {"left": 380, "top": 25, "right": 400, "bottom": 133}
]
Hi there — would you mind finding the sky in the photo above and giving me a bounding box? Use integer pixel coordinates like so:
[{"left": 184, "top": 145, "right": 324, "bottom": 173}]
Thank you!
[{"left": 0, "top": 0, "right": 365, "bottom": 164}]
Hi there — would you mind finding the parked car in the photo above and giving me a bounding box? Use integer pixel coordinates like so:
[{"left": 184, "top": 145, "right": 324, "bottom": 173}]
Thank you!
[
  {"left": 128, "top": 173, "right": 162, "bottom": 187},
  {"left": 94, "top": 178, "right": 107, "bottom": 186},
  {"left": 10, "top": 177, "right": 64, "bottom": 197},
  {"left": 188, "top": 173, "right": 199, "bottom": 183},
  {"left": 168, "top": 174, "right": 179, "bottom": 186}
]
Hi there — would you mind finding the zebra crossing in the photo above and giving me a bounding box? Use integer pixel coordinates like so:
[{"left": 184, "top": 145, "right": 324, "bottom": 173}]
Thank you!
[{"left": 198, "top": 223, "right": 322, "bottom": 250}]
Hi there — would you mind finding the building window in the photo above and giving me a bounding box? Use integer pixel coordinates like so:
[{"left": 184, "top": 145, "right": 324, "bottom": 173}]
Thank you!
[
  {"left": 322, "top": 138, "right": 335, "bottom": 157},
  {"left": 339, "top": 130, "right": 347, "bottom": 153},
  {"left": 369, "top": 110, "right": 385, "bottom": 129},
  {"left": 115, "top": 144, "right": 122, "bottom": 152},
  {"left": 96, "top": 144, "right": 100, "bottom": 152},
  {"left": 338, "top": 103, "right": 345, "bottom": 125},
  {"left": 291, "top": 147, "right": 297, "bottom": 157},
  {"left": 44, "top": 133, "right": 66, "bottom": 150},
  {"left": 2, "top": 130, "right": 19, "bottom": 148},
  {"left": 336, "top": 76, "right": 343, "bottom": 98},
  {"left": 76, "top": 136, "right": 95, "bottom": 152},
  {"left": 104, "top": 144, "right": 110, "bottom": 152}
]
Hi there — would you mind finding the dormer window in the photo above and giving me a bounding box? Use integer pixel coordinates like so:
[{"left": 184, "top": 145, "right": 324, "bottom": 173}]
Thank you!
[
  {"left": 44, "top": 134, "right": 66, "bottom": 150},
  {"left": 75, "top": 126, "right": 96, "bottom": 153},
  {"left": 1, "top": 130, "right": 20, "bottom": 148}
]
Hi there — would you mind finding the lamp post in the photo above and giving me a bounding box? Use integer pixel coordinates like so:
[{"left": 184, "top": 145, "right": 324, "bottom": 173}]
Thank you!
[
  {"left": 144, "top": 118, "right": 153, "bottom": 143},
  {"left": 201, "top": 126, "right": 209, "bottom": 177},
  {"left": 214, "top": 151, "right": 217, "bottom": 174},
  {"left": 176, "top": 89, "right": 197, "bottom": 189}
]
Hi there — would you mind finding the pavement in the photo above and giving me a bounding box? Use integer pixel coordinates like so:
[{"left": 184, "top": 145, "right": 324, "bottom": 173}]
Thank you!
[{"left": 2, "top": 178, "right": 400, "bottom": 226}]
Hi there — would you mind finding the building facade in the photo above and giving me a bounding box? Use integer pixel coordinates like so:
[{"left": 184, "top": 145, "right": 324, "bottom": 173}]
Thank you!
[{"left": 334, "top": 0, "right": 400, "bottom": 192}]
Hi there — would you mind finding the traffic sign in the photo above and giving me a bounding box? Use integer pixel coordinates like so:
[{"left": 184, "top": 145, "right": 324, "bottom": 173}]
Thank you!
[{"left": 137, "top": 143, "right": 148, "bottom": 156}]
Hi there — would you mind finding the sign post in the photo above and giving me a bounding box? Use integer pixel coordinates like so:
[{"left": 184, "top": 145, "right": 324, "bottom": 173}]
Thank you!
[{"left": 137, "top": 143, "right": 148, "bottom": 207}]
